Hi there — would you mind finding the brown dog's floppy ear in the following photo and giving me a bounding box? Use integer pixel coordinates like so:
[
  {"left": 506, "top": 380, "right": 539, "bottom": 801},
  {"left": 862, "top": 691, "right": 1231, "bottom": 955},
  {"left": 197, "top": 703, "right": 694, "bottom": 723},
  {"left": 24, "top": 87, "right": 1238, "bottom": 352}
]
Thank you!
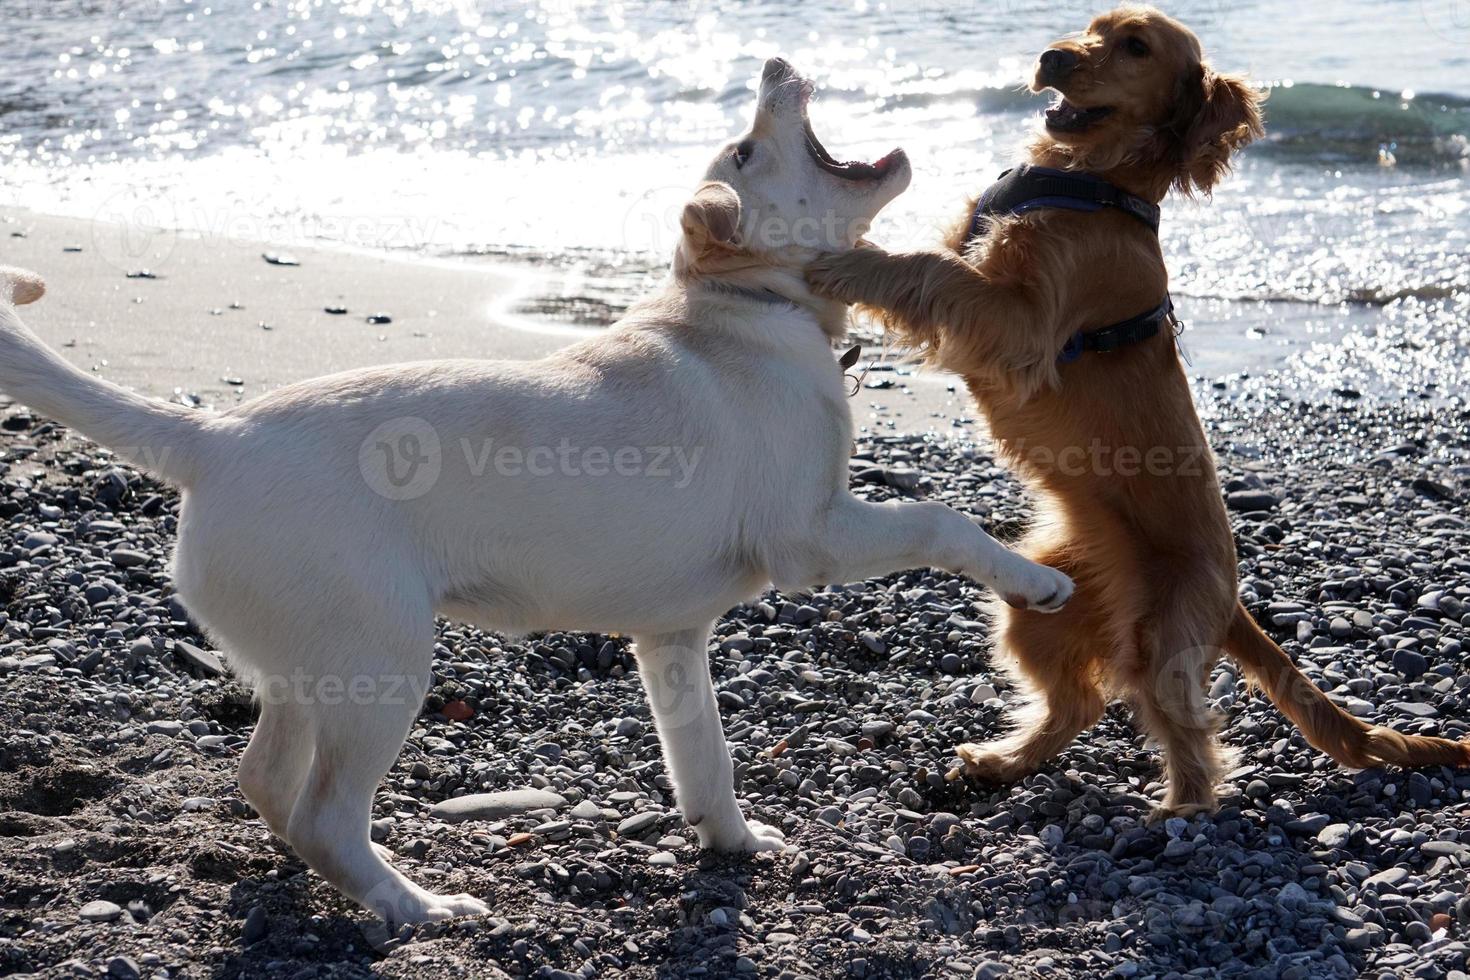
[{"left": 1170, "top": 68, "right": 1264, "bottom": 195}]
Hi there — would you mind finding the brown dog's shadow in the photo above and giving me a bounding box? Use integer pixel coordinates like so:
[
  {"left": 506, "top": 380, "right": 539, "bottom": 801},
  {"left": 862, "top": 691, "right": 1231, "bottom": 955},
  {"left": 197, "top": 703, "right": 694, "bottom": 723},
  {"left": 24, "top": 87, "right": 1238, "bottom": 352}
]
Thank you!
[{"left": 925, "top": 755, "right": 1452, "bottom": 973}]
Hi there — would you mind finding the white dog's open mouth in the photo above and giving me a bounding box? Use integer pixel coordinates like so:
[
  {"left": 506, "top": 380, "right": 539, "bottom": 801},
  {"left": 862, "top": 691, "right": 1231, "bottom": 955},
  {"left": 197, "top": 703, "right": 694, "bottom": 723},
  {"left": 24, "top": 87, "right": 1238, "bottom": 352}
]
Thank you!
[{"left": 800, "top": 95, "right": 906, "bottom": 181}]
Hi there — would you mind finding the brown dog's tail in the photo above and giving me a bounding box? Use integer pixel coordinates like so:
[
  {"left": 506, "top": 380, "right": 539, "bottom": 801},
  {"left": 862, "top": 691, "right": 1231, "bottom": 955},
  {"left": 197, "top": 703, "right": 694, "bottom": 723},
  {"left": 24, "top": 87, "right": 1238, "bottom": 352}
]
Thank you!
[{"left": 1225, "top": 600, "right": 1470, "bottom": 769}]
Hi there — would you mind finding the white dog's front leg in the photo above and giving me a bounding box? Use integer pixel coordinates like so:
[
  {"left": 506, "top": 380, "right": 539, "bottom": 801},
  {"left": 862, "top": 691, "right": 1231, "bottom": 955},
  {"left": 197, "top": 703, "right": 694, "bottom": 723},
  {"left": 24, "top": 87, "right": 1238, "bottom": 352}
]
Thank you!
[
  {"left": 808, "top": 496, "right": 1073, "bottom": 612},
  {"left": 633, "top": 625, "right": 785, "bottom": 853}
]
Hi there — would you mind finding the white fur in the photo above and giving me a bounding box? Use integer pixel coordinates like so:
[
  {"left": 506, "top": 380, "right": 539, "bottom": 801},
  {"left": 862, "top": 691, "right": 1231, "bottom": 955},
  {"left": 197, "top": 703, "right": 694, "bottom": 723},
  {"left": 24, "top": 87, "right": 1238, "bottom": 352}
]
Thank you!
[{"left": 0, "top": 61, "right": 1071, "bottom": 924}]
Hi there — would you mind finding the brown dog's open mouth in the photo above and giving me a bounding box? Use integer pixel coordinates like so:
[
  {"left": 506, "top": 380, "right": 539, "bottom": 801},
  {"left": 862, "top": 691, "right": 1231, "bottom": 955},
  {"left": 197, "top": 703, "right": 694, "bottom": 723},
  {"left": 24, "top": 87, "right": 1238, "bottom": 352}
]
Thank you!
[
  {"left": 1045, "top": 98, "right": 1114, "bottom": 133},
  {"left": 802, "top": 116, "right": 906, "bottom": 181}
]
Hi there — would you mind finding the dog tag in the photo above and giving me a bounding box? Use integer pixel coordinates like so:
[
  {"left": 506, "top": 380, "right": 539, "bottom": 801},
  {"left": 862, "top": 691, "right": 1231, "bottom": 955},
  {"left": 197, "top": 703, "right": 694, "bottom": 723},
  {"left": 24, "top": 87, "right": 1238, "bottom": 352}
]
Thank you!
[{"left": 1170, "top": 313, "right": 1193, "bottom": 367}]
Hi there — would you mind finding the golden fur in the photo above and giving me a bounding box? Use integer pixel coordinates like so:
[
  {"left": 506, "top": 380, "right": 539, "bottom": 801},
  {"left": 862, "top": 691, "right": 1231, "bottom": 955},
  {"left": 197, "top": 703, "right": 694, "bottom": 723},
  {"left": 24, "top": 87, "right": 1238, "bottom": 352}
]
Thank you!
[{"left": 808, "top": 6, "right": 1469, "bottom": 816}]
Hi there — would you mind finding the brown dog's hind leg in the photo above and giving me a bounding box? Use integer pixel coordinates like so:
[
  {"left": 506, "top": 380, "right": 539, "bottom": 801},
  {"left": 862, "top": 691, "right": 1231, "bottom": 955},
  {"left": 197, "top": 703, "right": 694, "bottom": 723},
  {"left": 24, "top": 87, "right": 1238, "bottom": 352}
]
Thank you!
[
  {"left": 1129, "top": 585, "right": 1236, "bottom": 820},
  {"left": 955, "top": 589, "right": 1107, "bottom": 784}
]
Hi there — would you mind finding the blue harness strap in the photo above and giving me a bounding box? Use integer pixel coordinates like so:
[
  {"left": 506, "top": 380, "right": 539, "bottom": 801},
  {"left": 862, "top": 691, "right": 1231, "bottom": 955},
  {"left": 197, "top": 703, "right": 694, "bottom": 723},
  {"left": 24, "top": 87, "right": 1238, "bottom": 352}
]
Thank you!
[{"left": 968, "top": 165, "right": 1175, "bottom": 364}]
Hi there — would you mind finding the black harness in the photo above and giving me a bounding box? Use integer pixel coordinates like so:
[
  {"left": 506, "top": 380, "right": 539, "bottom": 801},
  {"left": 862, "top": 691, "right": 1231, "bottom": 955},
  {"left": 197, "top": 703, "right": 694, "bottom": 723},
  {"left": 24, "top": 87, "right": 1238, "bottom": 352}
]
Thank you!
[{"left": 968, "top": 164, "right": 1176, "bottom": 364}]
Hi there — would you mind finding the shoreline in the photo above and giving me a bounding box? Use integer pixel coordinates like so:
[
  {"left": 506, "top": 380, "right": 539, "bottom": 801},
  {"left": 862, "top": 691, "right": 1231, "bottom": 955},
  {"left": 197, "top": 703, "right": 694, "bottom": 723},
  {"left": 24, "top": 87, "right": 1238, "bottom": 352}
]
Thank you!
[{"left": 0, "top": 207, "right": 981, "bottom": 438}]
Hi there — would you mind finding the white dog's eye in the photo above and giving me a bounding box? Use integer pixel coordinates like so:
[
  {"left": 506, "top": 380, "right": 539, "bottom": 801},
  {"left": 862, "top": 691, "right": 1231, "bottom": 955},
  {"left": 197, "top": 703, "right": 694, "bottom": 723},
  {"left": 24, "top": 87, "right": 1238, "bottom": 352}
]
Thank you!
[{"left": 733, "top": 139, "right": 754, "bottom": 169}]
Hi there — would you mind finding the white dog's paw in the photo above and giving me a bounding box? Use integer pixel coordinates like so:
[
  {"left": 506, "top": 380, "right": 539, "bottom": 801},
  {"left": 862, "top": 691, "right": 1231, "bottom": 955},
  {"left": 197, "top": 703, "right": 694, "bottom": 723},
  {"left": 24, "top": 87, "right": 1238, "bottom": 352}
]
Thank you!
[
  {"left": 423, "top": 892, "right": 492, "bottom": 920},
  {"left": 736, "top": 819, "right": 787, "bottom": 853},
  {"left": 383, "top": 889, "right": 490, "bottom": 924},
  {"left": 695, "top": 815, "right": 787, "bottom": 854},
  {"left": 997, "top": 558, "right": 1073, "bottom": 614}
]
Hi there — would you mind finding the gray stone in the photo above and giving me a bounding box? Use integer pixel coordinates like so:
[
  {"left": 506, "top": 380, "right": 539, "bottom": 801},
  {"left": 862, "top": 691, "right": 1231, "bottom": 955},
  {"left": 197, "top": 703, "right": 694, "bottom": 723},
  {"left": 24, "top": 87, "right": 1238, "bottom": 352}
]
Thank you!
[
  {"left": 1393, "top": 648, "right": 1429, "bottom": 679},
  {"left": 1227, "top": 490, "right": 1278, "bottom": 511},
  {"left": 429, "top": 789, "right": 567, "bottom": 823},
  {"left": 242, "top": 905, "right": 269, "bottom": 943},
  {"left": 618, "top": 811, "right": 661, "bottom": 837},
  {"left": 174, "top": 641, "right": 224, "bottom": 677},
  {"left": 79, "top": 900, "right": 123, "bottom": 923}
]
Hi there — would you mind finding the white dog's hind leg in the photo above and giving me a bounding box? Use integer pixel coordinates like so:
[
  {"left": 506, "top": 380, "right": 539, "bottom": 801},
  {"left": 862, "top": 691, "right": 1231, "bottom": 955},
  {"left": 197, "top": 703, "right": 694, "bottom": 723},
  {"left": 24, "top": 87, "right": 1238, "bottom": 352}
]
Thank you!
[
  {"left": 634, "top": 625, "right": 785, "bottom": 854},
  {"left": 805, "top": 496, "right": 1074, "bottom": 612},
  {"left": 237, "top": 697, "right": 315, "bottom": 844},
  {"left": 283, "top": 642, "right": 489, "bottom": 924}
]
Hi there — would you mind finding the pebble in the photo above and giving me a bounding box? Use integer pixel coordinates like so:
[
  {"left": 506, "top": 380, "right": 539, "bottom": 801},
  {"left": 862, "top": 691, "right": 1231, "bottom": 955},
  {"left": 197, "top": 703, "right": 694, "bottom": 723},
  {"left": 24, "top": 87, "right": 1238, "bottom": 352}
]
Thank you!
[
  {"left": 429, "top": 789, "right": 567, "bottom": 823},
  {"left": 242, "top": 905, "right": 268, "bottom": 943},
  {"left": 1393, "top": 648, "right": 1429, "bottom": 679},
  {"left": 1226, "top": 489, "right": 1278, "bottom": 511},
  {"left": 79, "top": 901, "right": 123, "bottom": 923},
  {"left": 618, "top": 812, "right": 661, "bottom": 837},
  {"left": 174, "top": 641, "right": 224, "bottom": 677},
  {"left": 569, "top": 800, "right": 602, "bottom": 820}
]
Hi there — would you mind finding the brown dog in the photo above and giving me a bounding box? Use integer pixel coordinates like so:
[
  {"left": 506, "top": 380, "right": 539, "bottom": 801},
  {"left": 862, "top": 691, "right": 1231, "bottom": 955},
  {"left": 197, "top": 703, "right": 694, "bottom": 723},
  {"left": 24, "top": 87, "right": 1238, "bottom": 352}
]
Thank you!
[{"left": 807, "top": 6, "right": 1470, "bottom": 816}]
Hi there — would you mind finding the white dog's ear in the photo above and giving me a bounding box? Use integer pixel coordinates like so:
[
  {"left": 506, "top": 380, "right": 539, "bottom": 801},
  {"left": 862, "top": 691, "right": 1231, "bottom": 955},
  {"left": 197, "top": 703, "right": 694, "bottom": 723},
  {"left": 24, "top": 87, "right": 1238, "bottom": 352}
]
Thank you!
[
  {"left": 675, "top": 182, "right": 741, "bottom": 275},
  {"left": 0, "top": 266, "right": 45, "bottom": 306}
]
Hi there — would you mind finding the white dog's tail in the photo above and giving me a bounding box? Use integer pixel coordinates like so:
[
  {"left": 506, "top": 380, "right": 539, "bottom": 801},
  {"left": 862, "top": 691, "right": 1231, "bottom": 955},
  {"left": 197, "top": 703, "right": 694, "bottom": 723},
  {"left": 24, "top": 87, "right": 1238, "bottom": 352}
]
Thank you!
[{"left": 0, "top": 266, "right": 206, "bottom": 485}]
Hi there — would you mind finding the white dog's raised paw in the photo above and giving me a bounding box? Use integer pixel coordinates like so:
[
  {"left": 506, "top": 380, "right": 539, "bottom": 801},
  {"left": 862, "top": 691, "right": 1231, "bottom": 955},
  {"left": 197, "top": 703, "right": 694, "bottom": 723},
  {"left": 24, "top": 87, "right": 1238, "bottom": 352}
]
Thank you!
[
  {"left": 999, "top": 561, "right": 1073, "bottom": 614},
  {"left": 0, "top": 266, "right": 45, "bottom": 306}
]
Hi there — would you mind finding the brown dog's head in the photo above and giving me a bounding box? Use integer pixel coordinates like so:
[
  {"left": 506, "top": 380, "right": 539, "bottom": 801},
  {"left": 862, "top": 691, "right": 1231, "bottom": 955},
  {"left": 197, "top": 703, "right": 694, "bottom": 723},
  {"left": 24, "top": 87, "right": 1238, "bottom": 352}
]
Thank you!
[{"left": 1030, "top": 5, "right": 1263, "bottom": 195}]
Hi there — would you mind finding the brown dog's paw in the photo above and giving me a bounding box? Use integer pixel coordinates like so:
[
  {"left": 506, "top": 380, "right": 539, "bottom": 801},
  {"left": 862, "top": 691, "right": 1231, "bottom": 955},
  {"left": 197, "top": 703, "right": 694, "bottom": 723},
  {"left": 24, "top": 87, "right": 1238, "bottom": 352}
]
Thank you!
[
  {"left": 952, "top": 743, "right": 1028, "bottom": 785},
  {"left": 805, "top": 249, "right": 883, "bottom": 304},
  {"left": 1146, "top": 799, "right": 1218, "bottom": 824}
]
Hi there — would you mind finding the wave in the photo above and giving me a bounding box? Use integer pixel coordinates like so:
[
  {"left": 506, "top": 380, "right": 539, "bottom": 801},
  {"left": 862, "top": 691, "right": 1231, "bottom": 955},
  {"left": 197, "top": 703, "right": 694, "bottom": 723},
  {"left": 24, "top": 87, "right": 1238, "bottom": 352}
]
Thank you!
[
  {"left": 912, "top": 80, "right": 1470, "bottom": 169},
  {"left": 1256, "top": 83, "right": 1470, "bottom": 168}
]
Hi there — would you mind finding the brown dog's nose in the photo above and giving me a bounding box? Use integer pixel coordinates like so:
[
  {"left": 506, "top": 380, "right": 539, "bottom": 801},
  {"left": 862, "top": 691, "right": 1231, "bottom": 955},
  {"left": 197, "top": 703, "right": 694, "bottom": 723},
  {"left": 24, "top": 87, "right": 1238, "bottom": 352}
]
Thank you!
[{"left": 1038, "top": 48, "right": 1079, "bottom": 82}]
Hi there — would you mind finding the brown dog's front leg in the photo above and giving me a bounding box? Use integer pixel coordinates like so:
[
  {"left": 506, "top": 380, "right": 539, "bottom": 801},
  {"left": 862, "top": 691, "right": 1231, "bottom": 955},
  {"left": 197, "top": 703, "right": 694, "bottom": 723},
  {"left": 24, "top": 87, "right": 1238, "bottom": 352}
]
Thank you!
[
  {"left": 806, "top": 247, "right": 950, "bottom": 343},
  {"left": 807, "top": 248, "right": 1057, "bottom": 388}
]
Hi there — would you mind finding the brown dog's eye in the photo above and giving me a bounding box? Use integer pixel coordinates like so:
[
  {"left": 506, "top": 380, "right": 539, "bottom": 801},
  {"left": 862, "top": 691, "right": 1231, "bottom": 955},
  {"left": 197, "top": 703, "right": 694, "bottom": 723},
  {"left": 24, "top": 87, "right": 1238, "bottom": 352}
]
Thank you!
[
  {"left": 1124, "top": 36, "right": 1150, "bottom": 57},
  {"left": 733, "top": 139, "right": 754, "bottom": 169}
]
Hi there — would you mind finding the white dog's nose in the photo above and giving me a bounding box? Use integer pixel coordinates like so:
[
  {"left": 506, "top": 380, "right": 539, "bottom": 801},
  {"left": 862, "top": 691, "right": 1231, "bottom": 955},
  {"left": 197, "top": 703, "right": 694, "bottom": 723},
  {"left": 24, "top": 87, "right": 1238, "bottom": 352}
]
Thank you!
[{"left": 762, "top": 57, "right": 794, "bottom": 84}]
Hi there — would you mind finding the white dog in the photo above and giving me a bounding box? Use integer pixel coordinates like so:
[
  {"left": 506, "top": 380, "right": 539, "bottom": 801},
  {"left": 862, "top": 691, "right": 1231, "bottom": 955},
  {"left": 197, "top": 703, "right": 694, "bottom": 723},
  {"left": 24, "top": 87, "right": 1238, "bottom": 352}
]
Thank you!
[{"left": 0, "top": 59, "right": 1071, "bottom": 924}]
